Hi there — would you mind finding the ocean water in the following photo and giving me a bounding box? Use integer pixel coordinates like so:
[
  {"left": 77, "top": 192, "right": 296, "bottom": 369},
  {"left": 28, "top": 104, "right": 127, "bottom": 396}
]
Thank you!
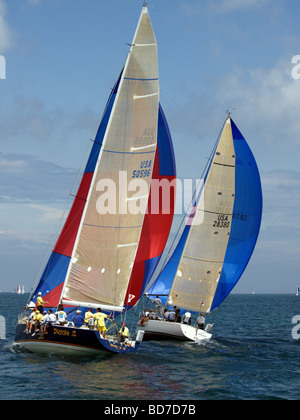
[{"left": 1, "top": 293, "right": 300, "bottom": 401}]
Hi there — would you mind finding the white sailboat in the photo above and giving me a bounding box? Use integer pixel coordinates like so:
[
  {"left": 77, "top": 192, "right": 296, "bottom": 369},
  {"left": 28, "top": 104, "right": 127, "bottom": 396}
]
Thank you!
[{"left": 138, "top": 116, "right": 263, "bottom": 342}]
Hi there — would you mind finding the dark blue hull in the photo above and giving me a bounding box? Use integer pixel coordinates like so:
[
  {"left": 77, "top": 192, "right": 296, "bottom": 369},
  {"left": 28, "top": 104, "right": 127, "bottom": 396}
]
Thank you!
[{"left": 14, "top": 323, "right": 139, "bottom": 356}]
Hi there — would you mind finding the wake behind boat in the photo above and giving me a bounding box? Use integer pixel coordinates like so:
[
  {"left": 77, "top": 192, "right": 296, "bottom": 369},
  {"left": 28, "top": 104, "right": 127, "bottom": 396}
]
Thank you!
[
  {"left": 137, "top": 116, "right": 263, "bottom": 343},
  {"left": 15, "top": 5, "right": 176, "bottom": 356}
]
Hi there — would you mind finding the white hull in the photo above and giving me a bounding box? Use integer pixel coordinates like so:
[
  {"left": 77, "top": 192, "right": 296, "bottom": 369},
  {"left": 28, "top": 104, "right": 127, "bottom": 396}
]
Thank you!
[{"left": 137, "top": 319, "right": 212, "bottom": 342}]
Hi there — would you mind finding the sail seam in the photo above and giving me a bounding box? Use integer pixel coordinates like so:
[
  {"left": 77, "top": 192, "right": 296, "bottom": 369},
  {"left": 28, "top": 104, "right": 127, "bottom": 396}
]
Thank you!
[
  {"left": 133, "top": 43, "right": 157, "bottom": 47},
  {"left": 124, "top": 77, "right": 158, "bottom": 81},
  {"left": 198, "top": 209, "right": 233, "bottom": 216},
  {"left": 102, "top": 149, "right": 155, "bottom": 155},
  {"left": 83, "top": 223, "right": 142, "bottom": 229},
  {"left": 183, "top": 255, "right": 224, "bottom": 263},
  {"left": 213, "top": 162, "right": 235, "bottom": 168}
]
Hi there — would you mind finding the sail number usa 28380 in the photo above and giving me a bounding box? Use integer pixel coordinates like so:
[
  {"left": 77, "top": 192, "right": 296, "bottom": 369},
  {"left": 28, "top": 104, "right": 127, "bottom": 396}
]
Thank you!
[{"left": 213, "top": 214, "right": 231, "bottom": 229}]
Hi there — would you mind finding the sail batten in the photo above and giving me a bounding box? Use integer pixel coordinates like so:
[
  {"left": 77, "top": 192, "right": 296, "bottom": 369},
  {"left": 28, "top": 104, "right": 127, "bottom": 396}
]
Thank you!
[{"left": 102, "top": 149, "right": 156, "bottom": 155}]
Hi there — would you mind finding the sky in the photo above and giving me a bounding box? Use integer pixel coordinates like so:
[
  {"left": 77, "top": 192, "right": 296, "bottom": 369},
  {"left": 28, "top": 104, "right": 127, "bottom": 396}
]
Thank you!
[{"left": 0, "top": 0, "right": 299, "bottom": 294}]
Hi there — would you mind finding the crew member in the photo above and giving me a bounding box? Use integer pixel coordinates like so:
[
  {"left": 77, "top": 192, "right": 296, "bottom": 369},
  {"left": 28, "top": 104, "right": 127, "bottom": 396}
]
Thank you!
[
  {"left": 119, "top": 323, "right": 130, "bottom": 343},
  {"left": 94, "top": 308, "right": 113, "bottom": 338}
]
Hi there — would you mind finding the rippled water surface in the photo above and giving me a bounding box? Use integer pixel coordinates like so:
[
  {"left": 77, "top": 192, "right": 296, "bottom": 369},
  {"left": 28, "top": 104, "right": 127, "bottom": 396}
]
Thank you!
[{"left": 1, "top": 294, "right": 300, "bottom": 400}]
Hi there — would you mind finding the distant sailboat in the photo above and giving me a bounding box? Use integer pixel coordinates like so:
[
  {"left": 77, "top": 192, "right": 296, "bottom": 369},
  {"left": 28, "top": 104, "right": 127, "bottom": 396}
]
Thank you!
[
  {"left": 296, "top": 288, "right": 299, "bottom": 297},
  {"left": 16, "top": 285, "right": 25, "bottom": 295},
  {"left": 15, "top": 5, "right": 176, "bottom": 356},
  {"left": 138, "top": 116, "right": 263, "bottom": 342}
]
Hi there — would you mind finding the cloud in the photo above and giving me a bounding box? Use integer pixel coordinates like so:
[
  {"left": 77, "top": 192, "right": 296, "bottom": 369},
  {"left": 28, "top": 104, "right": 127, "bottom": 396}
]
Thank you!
[
  {"left": 0, "top": 95, "right": 99, "bottom": 168},
  {"left": 261, "top": 170, "right": 300, "bottom": 230},
  {"left": 0, "top": 97, "right": 57, "bottom": 141},
  {"left": 0, "top": 153, "right": 77, "bottom": 201},
  {"left": 262, "top": 171, "right": 300, "bottom": 236},
  {"left": 167, "top": 56, "right": 300, "bottom": 178},
  {"left": 0, "top": 153, "right": 77, "bottom": 286},
  {"left": 0, "top": 0, "right": 13, "bottom": 52},
  {"left": 210, "top": 0, "right": 271, "bottom": 13},
  {"left": 0, "top": 229, "right": 49, "bottom": 290},
  {"left": 214, "top": 59, "right": 300, "bottom": 145},
  {"left": 0, "top": 0, "right": 41, "bottom": 54},
  {"left": 27, "top": 203, "right": 64, "bottom": 223},
  {"left": 0, "top": 229, "right": 49, "bottom": 247},
  {"left": 181, "top": 0, "right": 272, "bottom": 16}
]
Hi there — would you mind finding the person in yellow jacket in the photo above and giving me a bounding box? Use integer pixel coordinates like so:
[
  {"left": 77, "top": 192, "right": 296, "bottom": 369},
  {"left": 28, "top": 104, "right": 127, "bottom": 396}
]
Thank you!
[
  {"left": 30, "top": 310, "right": 44, "bottom": 336},
  {"left": 93, "top": 308, "right": 113, "bottom": 338},
  {"left": 84, "top": 309, "right": 95, "bottom": 328},
  {"left": 36, "top": 292, "right": 49, "bottom": 314},
  {"left": 119, "top": 323, "right": 130, "bottom": 343}
]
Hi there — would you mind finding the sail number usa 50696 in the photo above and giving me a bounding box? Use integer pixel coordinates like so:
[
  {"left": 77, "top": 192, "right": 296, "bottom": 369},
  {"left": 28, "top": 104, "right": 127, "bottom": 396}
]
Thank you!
[{"left": 132, "top": 160, "right": 152, "bottom": 179}]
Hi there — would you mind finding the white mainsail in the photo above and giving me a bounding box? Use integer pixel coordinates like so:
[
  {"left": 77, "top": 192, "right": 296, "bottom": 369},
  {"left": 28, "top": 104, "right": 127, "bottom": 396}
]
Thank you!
[
  {"left": 61, "top": 7, "right": 159, "bottom": 311},
  {"left": 168, "top": 118, "right": 236, "bottom": 313}
]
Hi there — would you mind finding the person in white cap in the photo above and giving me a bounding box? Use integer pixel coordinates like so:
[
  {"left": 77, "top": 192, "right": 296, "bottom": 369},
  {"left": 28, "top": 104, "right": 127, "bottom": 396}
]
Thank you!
[{"left": 73, "top": 310, "right": 85, "bottom": 328}]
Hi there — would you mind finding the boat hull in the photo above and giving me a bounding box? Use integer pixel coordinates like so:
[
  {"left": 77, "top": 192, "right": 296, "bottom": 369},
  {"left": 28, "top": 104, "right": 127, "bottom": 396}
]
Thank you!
[
  {"left": 136, "top": 319, "right": 212, "bottom": 342},
  {"left": 14, "top": 323, "right": 139, "bottom": 356}
]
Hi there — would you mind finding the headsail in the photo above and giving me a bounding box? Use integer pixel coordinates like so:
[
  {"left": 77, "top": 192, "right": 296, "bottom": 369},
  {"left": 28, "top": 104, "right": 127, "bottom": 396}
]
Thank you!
[
  {"left": 30, "top": 6, "right": 176, "bottom": 313},
  {"left": 148, "top": 117, "right": 262, "bottom": 313}
]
